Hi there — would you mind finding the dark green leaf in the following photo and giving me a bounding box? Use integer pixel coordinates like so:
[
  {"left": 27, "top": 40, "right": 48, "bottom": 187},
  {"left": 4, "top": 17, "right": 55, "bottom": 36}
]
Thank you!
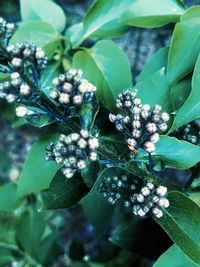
[
  {"left": 73, "top": 40, "right": 132, "bottom": 112},
  {"left": 17, "top": 134, "right": 60, "bottom": 197},
  {"left": 16, "top": 208, "right": 45, "bottom": 258},
  {"left": 121, "top": 0, "right": 184, "bottom": 28},
  {"left": 81, "top": 161, "right": 100, "bottom": 188},
  {"left": 169, "top": 76, "right": 191, "bottom": 112},
  {"left": 66, "top": 0, "right": 130, "bottom": 47},
  {"left": 35, "top": 233, "right": 60, "bottom": 264},
  {"left": 154, "top": 245, "right": 199, "bottom": 267},
  {"left": 137, "top": 47, "right": 168, "bottom": 82},
  {"left": 153, "top": 136, "right": 200, "bottom": 169},
  {"left": 110, "top": 218, "right": 172, "bottom": 259},
  {"left": 80, "top": 167, "right": 122, "bottom": 235},
  {"left": 156, "top": 191, "right": 200, "bottom": 265},
  {"left": 171, "top": 53, "right": 200, "bottom": 131},
  {"left": 26, "top": 113, "right": 55, "bottom": 128},
  {"left": 166, "top": 6, "right": 200, "bottom": 85},
  {"left": 20, "top": 0, "right": 67, "bottom": 32},
  {"left": 0, "top": 183, "right": 22, "bottom": 212},
  {"left": 41, "top": 172, "right": 88, "bottom": 209},
  {"left": 136, "top": 71, "right": 173, "bottom": 114}
]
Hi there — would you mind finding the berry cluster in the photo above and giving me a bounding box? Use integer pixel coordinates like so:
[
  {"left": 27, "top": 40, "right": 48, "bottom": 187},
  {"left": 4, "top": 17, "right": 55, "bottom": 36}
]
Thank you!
[
  {"left": 0, "top": 72, "right": 34, "bottom": 103},
  {"left": 0, "top": 17, "right": 14, "bottom": 41},
  {"left": 45, "top": 130, "right": 99, "bottom": 178},
  {"left": 7, "top": 42, "right": 47, "bottom": 71},
  {"left": 99, "top": 174, "right": 169, "bottom": 218},
  {"left": 50, "top": 69, "right": 96, "bottom": 107},
  {"left": 109, "top": 90, "right": 170, "bottom": 154}
]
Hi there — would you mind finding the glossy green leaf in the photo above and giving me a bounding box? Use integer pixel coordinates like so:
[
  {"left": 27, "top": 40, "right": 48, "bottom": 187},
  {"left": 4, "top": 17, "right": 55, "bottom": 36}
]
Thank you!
[
  {"left": 16, "top": 209, "right": 45, "bottom": 257},
  {"left": 73, "top": 40, "right": 132, "bottom": 112},
  {"left": 153, "top": 136, "right": 200, "bottom": 169},
  {"left": 67, "top": 0, "right": 184, "bottom": 47},
  {"left": 136, "top": 71, "right": 173, "bottom": 114},
  {"left": 154, "top": 245, "right": 199, "bottom": 267},
  {"left": 80, "top": 167, "right": 119, "bottom": 234},
  {"left": 122, "top": 0, "right": 184, "bottom": 28},
  {"left": 156, "top": 191, "right": 200, "bottom": 265},
  {"left": 66, "top": 0, "right": 130, "bottom": 47},
  {"left": 20, "top": 0, "right": 67, "bottom": 33},
  {"left": 41, "top": 172, "right": 88, "bottom": 209},
  {"left": 10, "top": 21, "right": 62, "bottom": 58},
  {"left": 0, "top": 183, "right": 22, "bottom": 211},
  {"left": 17, "top": 134, "right": 60, "bottom": 198},
  {"left": 167, "top": 6, "right": 200, "bottom": 85},
  {"left": 26, "top": 112, "right": 55, "bottom": 128},
  {"left": 169, "top": 76, "right": 191, "bottom": 112},
  {"left": 110, "top": 218, "right": 172, "bottom": 259},
  {"left": 171, "top": 53, "right": 200, "bottom": 131},
  {"left": 137, "top": 47, "right": 168, "bottom": 82},
  {"left": 42, "top": 60, "right": 62, "bottom": 87},
  {"left": 81, "top": 161, "right": 100, "bottom": 188}
]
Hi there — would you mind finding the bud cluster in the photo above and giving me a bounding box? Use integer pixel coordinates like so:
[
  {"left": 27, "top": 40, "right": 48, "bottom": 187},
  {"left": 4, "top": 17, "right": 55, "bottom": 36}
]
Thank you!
[
  {"left": 0, "top": 72, "right": 34, "bottom": 103},
  {"left": 131, "top": 183, "right": 169, "bottom": 218},
  {"left": 7, "top": 42, "right": 47, "bottom": 71},
  {"left": 45, "top": 130, "right": 99, "bottom": 178},
  {"left": 98, "top": 174, "right": 169, "bottom": 219},
  {"left": 183, "top": 123, "right": 200, "bottom": 145},
  {"left": 109, "top": 90, "right": 170, "bottom": 154},
  {"left": 50, "top": 69, "right": 96, "bottom": 107},
  {"left": 98, "top": 174, "right": 141, "bottom": 205},
  {"left": 0, "top": 17, "right": 14, "bottom": 41}
]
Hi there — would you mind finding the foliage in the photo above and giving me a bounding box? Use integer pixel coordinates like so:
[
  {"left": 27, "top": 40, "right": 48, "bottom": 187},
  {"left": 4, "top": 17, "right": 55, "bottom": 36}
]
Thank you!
[{"left": 0, "top": 0, "right": 200, "bottom": 266}]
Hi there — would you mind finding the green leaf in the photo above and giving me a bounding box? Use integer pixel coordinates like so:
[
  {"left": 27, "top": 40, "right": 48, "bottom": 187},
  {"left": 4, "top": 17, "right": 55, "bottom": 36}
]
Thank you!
[
  {"left": 20, "top": 0, "right": 67, "bottom": 33},
  {"left": 137, "top": 47, "right": 168, "bottom": 82},
  {"left": 41, "top": 172, "right": 88, "bottom": 209},
  {"left": 42, "top": 60, "right": 62, "bottom": 87},
  {"left": 17, "top": 134, "right": 60, "bottom": 198},
  {"left": 121, "top": 0, "right": 184, "bottom": 28},
  {"left": 10, "top": 21, "right": 62, "bottom": 58},
  {"left": 136, "top": 71, "right": 173, "bottom": 114},
  {"left": 153, "top": 136, "right": 200, "bottom": 169},
  {"left": 16, "top": 208, "right": 45, "bottom": 258},
  {"left": 0, "top": 73, "right": 10, "bottom": 82},
  {"left": 156, "top": 191, "right": 200, "bottom": 265},
  {"left": 154, "top": 245, "right": 199, "bottom": 267},
  {"left": 110, "top": 218, "right": 172, "bottom": 259},
  {"left": 0, "top": 183, "right": 22, "bottom": 211},
  {"left": 73, "top": 40, "right": 132, "bottom": 112},
  {"left": 0, "top": 247, "right": 16, "bottom": 266},
  {"left": 26, "top": 112, "right": 55, "bottom": 128},
  {"left": 171, "top": 53, "right": 200, "bottom": 131},
  {"left": 35, "top": 233, "right": 60, "bottom": 264},
  {"left": 166, "top": 6, "right": 200, "bottom": 85},
  {"left": 66, "top": 0, "right": 184, "bottom": 47},
  {"left": 81, "top": 161, "right": 100, "bottom": 188},
  {"left": 169, "top": 76, "right": 191, "bottom": 112},
  {"left": 66, "top": 0, "right": 130, "bottom": 47},
  {"left": 80, "top": 167, "right": 121, "bottom": 235}
]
